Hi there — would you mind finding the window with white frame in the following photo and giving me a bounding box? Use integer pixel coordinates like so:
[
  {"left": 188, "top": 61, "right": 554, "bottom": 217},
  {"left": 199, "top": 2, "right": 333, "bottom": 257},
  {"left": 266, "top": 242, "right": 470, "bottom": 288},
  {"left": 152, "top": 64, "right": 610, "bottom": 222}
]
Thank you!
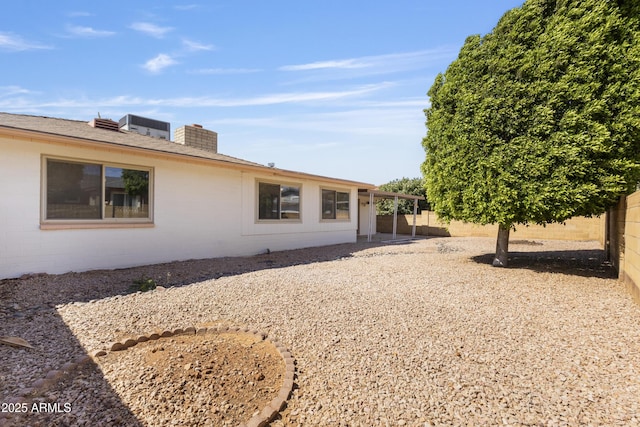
[
  {"left": 44, "top": 158, "right": 152, "bottom": 221},
  {"left": 257, "top": 181, "right": 301, "bottom": 220},
  {"left": 321, "top": 189, "right": 350, "bottom": 220}
]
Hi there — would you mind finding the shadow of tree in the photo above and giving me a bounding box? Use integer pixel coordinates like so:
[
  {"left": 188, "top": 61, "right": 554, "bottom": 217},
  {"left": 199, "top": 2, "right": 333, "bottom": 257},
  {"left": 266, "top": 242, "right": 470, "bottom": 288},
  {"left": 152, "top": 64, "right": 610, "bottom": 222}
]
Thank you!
[{"left": 470, "top": 248, "right": 616, "bottom": 279}]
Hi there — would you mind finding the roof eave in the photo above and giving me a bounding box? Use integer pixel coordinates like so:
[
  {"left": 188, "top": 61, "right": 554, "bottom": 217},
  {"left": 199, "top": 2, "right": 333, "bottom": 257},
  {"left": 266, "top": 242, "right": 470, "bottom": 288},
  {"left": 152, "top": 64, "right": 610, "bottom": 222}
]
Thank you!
[
  {"left": 1, "top": 125, "right": 376, "bottom": 189},
  {"left": 358, "top": 189, "right": 425, "bottom": 200}
]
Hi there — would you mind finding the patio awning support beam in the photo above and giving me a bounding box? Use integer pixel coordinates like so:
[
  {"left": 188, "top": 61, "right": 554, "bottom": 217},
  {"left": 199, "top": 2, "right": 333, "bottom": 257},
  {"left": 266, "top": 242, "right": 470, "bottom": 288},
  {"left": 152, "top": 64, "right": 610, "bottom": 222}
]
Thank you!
[
  {"left": 392, "top": 196, "right": 398, "bottom": 241},
  {"left": 412, "top": 198, "right": 418, "bottom": 238},
  {"left": 367, "top": 191, "right": 374, "bottom": 242}
]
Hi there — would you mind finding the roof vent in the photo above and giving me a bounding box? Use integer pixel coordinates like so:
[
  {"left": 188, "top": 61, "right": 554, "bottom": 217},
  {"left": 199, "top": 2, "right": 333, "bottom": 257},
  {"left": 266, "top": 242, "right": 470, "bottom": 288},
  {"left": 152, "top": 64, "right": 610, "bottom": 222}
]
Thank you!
[{"left": 89, "top": 118, "right": 119, "bottom": 132}]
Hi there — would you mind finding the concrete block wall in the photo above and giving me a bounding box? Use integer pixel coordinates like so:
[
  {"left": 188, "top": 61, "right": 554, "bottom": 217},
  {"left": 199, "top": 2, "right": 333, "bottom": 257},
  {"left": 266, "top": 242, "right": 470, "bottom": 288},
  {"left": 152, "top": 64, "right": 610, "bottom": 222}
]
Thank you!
[
  {"left": 607, "top": 196, "right": 626, "bottom": 273},
  {"left": 377, "top": 213, "right": 605, "bottom": 244},
  {"left": 619, "top": 192, "right": 640, "bottom": 305}
]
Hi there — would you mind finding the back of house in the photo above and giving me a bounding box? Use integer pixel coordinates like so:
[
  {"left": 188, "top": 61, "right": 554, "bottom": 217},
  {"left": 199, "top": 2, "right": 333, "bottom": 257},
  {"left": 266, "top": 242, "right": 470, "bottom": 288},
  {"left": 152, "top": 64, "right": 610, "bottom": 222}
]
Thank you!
[{"left": 0, "top": 112, "right": 375, "bottom": 279}]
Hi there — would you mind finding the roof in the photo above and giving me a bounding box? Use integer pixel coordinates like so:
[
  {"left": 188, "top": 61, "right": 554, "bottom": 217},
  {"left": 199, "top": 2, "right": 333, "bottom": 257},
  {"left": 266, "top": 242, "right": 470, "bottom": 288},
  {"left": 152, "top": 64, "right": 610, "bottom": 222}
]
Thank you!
[
  {"left": 0, "top": 112, "right": 375, "bottom": 188},
  {"left": 358, "top": 189, "right": 425, "bottom": 200},
  {"left": 0, "top": 112, "right": 261, "bottom": 167}
]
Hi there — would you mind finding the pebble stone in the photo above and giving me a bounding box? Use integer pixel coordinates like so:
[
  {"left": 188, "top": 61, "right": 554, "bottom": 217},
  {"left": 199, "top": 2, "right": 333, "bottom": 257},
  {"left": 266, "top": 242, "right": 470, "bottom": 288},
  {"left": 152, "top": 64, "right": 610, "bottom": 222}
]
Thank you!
[{"left": 1, "top": 237, "right": 640, "bottom": 426}]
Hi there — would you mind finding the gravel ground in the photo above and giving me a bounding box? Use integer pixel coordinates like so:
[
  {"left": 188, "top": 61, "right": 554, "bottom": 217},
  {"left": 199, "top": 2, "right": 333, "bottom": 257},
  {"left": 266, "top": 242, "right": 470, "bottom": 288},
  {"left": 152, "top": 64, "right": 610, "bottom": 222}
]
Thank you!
[{"left": 1, "top": 236, "right": 640, "bottom": 426}]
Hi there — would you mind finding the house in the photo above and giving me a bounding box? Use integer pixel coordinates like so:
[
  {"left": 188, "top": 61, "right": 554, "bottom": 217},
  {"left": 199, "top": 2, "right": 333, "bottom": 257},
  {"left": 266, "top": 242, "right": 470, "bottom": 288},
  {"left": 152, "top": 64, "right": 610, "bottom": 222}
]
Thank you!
[{"left": 0, "top": 112, "right": 383, "bottom": 279}]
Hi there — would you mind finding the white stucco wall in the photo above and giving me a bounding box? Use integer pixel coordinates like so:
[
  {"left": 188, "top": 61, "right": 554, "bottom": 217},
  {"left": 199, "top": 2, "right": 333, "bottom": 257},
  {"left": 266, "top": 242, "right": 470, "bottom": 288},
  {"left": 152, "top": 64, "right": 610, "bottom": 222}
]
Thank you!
[
  {"left": 0, "top": 136, "right": 359, "bottom": 279},
  {"left": 240, "top": 173, "right": 358, "bottom": 251}
]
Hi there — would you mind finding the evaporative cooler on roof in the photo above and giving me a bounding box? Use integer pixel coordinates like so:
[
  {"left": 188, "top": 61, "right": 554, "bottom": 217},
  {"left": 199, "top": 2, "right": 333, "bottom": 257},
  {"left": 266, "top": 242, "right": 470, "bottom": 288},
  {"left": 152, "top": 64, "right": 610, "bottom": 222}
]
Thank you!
[{"left": 119, "top": 114, "right": 171, "bottom": 140}]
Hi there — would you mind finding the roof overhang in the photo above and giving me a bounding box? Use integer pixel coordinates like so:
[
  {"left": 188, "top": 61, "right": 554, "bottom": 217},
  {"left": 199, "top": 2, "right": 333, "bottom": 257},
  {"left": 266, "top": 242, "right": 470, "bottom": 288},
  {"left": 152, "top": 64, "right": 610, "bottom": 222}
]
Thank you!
[
  {"left": 2, "top": 125, "right": 376, "bottom": 189},
  {"left": 358, "top": 189, "right": 425, "bottom": 200}
]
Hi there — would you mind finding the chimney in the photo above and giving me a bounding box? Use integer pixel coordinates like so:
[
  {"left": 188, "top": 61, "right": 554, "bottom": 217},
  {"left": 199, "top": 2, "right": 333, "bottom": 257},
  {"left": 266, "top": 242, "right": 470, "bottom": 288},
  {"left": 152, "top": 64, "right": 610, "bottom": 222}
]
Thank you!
[
  {"left": 174, "top": 124, "right": 218, "bottom": 153},
  {"left": 89, "top": 118, "right": 119, "bottom": 132}
]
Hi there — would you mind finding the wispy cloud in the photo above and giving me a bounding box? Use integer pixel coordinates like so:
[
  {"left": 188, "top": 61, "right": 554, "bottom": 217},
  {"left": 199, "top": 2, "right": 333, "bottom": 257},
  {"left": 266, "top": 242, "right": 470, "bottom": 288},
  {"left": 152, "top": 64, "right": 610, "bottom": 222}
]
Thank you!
[
  {"left": 208, "top": 106, "right": 423, "bottom": 137},
  {"left": 143, "top": 82, "right": 389, "bottom": 107},
  {"left": 130, "top": 22, "right": 173, "bottom": 38},
  {"left": 0, "top": 85, "right": 34, "bottom": 97},
  {"left": 281, "top": 58, "right": 369, "bottom": 71},
  {"left": 0, "top": 82, "right": 393, "bottom": 110},
  {"left": 175, "top": 4, "right": 199, "bottom": 11},
  {"left": 352, "top": 98, "right": 427, "bottom": 108},
  {"left": 67, "top": 11, "right": 93, "bottom": 17},
  {"left": 182, "top": 39, "right": 215, "bottom": 52},
  {"left": 207, "top": 83, "right": 393, "bottom": 107},
  {"left": 66, "top": 25, "right": 116, "bottom": 38},
  {"left": 238, "top": 138, "right": 342, "bottom": 154},
  {"left": 143, "top": 54, "right": 178, "bottom": 73},
  {"left": 189, "top": 68, "right": 262, "bottom": 75},
  {"left": 279, "top": 48, "right": 457, "bottom": 81},
  {"left": 0, "top": 32, "right": 51, "bottom": 52}
]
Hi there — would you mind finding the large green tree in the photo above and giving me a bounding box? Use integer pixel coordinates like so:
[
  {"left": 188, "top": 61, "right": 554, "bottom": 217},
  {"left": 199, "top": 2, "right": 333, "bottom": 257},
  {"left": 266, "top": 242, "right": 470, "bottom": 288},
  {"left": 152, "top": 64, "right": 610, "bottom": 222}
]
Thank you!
[{"left": 422, "top": 0, "right": 640, "bottom": 266}]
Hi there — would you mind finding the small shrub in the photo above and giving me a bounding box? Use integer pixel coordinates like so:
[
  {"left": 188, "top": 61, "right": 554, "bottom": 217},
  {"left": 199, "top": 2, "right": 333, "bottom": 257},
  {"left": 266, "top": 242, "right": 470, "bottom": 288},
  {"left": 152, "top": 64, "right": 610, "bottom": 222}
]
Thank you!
[{"left": 132, "top": 277, "right": 157, "bottom": 292}]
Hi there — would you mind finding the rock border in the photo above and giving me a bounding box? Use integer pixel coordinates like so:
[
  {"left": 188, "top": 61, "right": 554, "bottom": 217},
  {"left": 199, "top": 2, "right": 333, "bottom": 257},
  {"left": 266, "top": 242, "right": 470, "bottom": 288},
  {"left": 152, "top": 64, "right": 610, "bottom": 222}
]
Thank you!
[{"left": 1, "top": 325, "right": 295, "bottom": 427}]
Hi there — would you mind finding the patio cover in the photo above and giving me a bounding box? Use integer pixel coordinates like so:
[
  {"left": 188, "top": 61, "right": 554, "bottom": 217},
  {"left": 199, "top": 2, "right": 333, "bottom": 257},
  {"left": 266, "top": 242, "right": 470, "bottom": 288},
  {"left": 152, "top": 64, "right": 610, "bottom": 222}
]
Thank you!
[{"left": 358, "top": 189, "right": 426, "bottom": 242}]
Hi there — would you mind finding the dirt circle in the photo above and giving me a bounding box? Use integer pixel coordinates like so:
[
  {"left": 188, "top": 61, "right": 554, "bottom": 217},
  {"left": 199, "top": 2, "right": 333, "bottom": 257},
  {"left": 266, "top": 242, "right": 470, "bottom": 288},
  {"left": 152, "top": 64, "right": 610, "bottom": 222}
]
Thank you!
[{"left": 96, "top": 330, "right": 286, "bottom": 426}]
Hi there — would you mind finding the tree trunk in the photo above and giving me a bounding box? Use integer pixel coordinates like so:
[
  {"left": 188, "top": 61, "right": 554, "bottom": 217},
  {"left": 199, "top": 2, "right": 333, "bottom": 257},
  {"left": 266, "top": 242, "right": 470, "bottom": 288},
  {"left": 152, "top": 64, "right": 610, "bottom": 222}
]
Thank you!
[{"left": 492, "top": 225, "right": 510, "bottom": 267}]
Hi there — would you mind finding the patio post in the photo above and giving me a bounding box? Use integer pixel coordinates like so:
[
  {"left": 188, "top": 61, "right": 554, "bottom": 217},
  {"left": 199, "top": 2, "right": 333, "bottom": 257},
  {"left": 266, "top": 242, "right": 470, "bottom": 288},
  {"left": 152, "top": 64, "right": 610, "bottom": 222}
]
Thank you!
[
  {"left": 368, "top": 192, "right": 374, "bottom": 242},
  {"left": 412, "top": 198, "right": 418, "bottom": 238},
  {"left": 392, "top": 196, "right": 398, "bottom": 240}
]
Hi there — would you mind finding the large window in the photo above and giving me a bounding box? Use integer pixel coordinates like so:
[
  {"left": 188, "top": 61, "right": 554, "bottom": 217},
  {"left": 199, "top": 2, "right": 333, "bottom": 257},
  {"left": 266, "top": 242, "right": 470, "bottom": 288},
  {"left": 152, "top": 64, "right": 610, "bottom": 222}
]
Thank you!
[
  {"left": 321, "top": 189, "right": 350, "bottom": 220},
  {"left": 44, "top": 158, "right": 151, "bottom": 222},
  {"left": 258, "top": 181, "right": 300, "bottom": 220}
]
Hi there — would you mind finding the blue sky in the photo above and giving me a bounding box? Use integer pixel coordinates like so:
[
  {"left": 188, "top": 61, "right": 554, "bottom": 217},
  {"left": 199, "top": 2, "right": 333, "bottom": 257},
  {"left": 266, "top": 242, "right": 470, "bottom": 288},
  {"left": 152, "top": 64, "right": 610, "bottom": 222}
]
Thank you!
[{"left": 1, "top": 1, "right": 524, "bottom": 185}]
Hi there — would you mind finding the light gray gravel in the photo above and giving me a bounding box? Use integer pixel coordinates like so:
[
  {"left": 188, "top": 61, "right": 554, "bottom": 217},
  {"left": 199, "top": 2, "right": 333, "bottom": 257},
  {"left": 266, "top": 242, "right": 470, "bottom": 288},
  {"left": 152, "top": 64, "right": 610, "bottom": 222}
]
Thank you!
[{"left": 2, "top": 237, "right": 640, "bottom": 426}]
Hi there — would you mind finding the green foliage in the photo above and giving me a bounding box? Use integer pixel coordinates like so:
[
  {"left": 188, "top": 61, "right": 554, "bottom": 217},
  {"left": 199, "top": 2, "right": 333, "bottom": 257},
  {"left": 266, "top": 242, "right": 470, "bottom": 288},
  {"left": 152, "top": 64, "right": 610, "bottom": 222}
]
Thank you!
[
  {"left": 422, "top": 0, "right": 640, "bottom": 230},
  {"left": 122, "top": 169, "right": 149, "bottom": 196},
  {"left": 131, "top": 277, "right": 157, "bottom": 292},
  {"left": 376, "top": 177, "right": 430, "bottom": 214}
]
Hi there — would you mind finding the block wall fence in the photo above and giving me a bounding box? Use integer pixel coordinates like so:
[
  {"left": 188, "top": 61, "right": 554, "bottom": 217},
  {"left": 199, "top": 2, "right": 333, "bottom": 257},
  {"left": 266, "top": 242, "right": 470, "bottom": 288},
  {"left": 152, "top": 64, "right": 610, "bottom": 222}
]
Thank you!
[
  {"left": 377, "top": 213, "right": 605, "bottom": 244},
  {"left": 610, "top": 191, "right": 640, "bottom": 306}
]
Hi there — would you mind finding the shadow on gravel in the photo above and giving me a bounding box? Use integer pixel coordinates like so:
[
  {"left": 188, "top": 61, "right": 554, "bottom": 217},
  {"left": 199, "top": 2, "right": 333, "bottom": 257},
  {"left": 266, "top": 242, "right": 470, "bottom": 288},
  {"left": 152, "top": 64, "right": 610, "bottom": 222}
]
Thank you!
[
  {"left": 0, "top": 311, "right": 143, "bottom": 426},
  {"left": 471, "top": 248, "right": 617, "bottom": 279},
  {"left": 0, "top": 241, "right": 390, "bottom": 308},
  {"left": 1, "top": 240, "right": 396, "bottom": 425},
  {"left": 3, "top": 359, "right": 144, "bottom": 427}
]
